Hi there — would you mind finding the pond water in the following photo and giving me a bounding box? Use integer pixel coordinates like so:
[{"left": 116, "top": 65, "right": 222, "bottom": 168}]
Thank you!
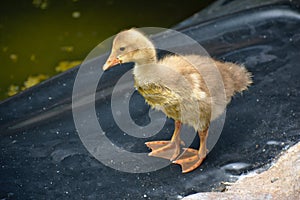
[{"left": 0, "top": 0, "right": 215, "bottom": 100}]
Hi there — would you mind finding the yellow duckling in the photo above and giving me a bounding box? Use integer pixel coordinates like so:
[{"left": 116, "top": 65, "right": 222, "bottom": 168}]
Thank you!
[{"left": 103, "top": 28, "right": 252, "bottom": 173}]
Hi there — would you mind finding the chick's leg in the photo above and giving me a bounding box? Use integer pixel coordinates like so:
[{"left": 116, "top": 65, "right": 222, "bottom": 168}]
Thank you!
[
  {"left": 145, "top": 120, "right": 182, "bottom": 161},
  {"left": 173, "top": 129, "right": 208, "bottom": 173}
]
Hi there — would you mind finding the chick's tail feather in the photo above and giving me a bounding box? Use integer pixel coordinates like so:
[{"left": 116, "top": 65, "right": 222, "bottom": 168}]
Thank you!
[
  {"left": 216, "top": 61, "right": 252, "bottom": 100},
  {"left": 231, "top": 64, "right": 252, "bottom": 93}
]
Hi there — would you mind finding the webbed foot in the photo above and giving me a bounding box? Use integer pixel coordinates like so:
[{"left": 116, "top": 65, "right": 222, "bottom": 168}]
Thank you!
[
  {"left": 145, "top": 140, "right": 181, "bottom": 161},
  {"left": 172, "top": 148, "right": 207, "bottom": 173}
]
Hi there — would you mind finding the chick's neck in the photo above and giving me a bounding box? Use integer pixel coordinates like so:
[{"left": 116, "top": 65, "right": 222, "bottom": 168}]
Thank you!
[{"left": 134, "top": 48, "right": 157, "bottom": 66}]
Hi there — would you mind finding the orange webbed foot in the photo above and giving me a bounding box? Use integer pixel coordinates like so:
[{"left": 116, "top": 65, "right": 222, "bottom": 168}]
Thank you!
[
  {"left": 145, "top": 140, "right": 181, "bottom": 161},
  {"left": 172, "top": 148, "right": 207, "bottom": 173}
]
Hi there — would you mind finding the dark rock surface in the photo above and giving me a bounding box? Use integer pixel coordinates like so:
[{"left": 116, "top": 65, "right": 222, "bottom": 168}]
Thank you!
[{"left": 1, "top": 0, "right": 300, "bottom": 199}]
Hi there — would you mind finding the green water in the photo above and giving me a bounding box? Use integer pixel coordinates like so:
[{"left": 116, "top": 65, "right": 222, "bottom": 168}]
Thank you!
[{"left": 0, "top": 0, "right": 214, "bottom": 101}]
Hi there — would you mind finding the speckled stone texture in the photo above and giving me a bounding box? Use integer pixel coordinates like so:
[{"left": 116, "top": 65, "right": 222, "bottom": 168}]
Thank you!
[{"left": 184, "top": 142, "right": 300, "bottom": 199}]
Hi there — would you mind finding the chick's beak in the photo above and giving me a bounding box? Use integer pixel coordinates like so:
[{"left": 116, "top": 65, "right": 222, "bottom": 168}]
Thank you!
[{"left": 103, "top": 56, "right": 122, "bottom": 71}]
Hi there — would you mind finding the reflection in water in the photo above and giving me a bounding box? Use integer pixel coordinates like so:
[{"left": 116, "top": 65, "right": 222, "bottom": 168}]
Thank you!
[{"left": 0, "top": 0, "right": 215, "bottom": 100}]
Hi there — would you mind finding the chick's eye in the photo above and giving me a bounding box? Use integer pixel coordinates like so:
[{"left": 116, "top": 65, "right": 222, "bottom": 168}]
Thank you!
[{"left": 119, "top": 47, "right": 125, "bottom": 51}]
